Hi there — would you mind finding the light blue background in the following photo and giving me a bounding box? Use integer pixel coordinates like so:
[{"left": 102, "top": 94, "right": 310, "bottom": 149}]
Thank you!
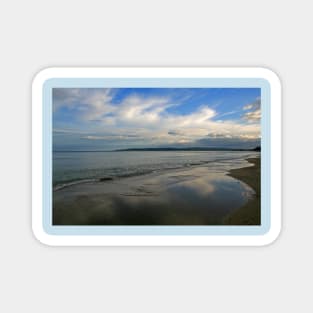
[{"left": 43, "top": 78, "right": 270, "bottom": 236}]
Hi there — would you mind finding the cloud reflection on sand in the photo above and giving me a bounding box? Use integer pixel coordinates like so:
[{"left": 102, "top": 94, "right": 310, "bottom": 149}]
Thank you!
[{"left": 53, "top": 165, "right": 255, "bottom": 225}]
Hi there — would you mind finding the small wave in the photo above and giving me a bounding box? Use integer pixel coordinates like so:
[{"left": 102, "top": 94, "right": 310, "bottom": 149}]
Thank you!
[
  {"left": 99, "top": 176, "right": 114, "bottom": 182},
  {"left": 116, "top": 169, "right": 154, "bottom": 178},
  {"left": 53, "top": 178, "right": 97, "bottom": 191},
  {"left": 53, "top": 155, "right": 256, "bottom": 191}
]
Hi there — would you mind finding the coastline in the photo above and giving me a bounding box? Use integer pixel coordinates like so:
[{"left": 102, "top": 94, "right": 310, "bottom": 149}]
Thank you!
[
  {"left": 223, "top": 157, "right": 261, "bottom": 225},
  {"left": 53, "top": 156, "right": 260, "bottom": 225}
]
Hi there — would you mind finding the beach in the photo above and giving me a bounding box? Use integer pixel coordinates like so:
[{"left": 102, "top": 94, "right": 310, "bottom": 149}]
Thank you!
[
  {"left": 224, "top": 158, "right": 261, "bottom": 225},
  {"left": 53, "top": 154, "right": 260, "bottom": 225}
]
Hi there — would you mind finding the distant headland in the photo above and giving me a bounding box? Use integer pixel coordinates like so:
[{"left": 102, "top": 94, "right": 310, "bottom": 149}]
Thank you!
[{"left": 115, "top": 146, "right": 261, "bottom": 152}]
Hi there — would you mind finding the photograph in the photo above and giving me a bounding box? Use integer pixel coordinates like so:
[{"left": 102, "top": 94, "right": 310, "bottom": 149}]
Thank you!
[{"left": 52, "top": 87, "right": 261, "bottom": 226}]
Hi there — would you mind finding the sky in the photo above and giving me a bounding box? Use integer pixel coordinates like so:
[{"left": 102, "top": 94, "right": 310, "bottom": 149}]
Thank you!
[{"left": 53, "top": 88, "right": 261, "bottom": 151}]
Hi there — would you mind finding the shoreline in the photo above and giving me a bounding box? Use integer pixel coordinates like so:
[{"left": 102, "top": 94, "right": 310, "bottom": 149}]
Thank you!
[
  {"left": 53, "top": 154, "right": 258, "bottom": 191},
  {"left": 53, "top": 156, "right": 260, "bottom": 225},
  {"left": 224, "top": 157, "right": 261, "bottom": 225}
]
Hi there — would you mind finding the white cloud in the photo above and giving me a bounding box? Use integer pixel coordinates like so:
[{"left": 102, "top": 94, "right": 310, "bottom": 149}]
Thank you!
[
  {"left": 81, "top": 134, "right": 144, "bottom": 140},
  {"left": 53, "top": 88, "right": 116, "bottom": 121},
  {"left": 113, "top": 95, "right": 173, "bottom": 127},
  {"left": 243, "top": 104, "right": 253, "bottom": 110},
  {"left": 53, "top": 128, "right": 89, "bottom": 135},
  {"left": 243, "top": 110, "right": 261, "bottom": 122},
  {"left": 54, "top": 89, "right": 261, "bottom": 146},
  {"left": 243, "top": 97, "right": 261, "bottom": 122}
]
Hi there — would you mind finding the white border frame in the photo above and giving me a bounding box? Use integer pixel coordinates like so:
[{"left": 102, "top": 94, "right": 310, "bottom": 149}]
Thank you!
[{"left": 32, "top": 67, "right": 281, "bottom": 246}]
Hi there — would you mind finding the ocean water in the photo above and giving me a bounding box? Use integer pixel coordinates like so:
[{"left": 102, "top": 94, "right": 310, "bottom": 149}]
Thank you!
[{"left": 53, "top": 150, "right": 260, "bottom": 190}]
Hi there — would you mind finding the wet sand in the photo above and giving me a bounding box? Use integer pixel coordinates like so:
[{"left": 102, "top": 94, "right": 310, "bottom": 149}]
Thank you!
[
  {"left": 53, "top": 158, "right": 260, "bottom": 225},
  {"left": 224, "top": 158, "right": 261, "bottom": 225}
]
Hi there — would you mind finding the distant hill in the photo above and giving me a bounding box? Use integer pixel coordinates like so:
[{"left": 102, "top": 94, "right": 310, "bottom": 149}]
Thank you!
[
  {"left": 54, "top": 146, "right": 261, "bottom": 153},
  {"left": 115, "top": 146, "right": 261, "bottom": 152}
]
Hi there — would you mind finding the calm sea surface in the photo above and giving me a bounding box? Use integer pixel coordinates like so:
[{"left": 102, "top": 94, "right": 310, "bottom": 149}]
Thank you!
[{"left": 53, "top": 150, "right": 259, "bottom": 189}]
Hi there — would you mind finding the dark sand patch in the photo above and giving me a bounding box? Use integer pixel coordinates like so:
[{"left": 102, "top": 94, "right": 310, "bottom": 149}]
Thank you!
[{"left": 223, "top": 158, "right": 261, "bottom": 225}]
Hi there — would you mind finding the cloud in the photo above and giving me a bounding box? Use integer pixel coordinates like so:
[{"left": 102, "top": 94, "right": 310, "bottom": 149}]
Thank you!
[
  {"left": 53, "top": 88, "right": 116, "bottom": 121},
  {"left": 243, "top": 97, "right": 261, "bottom": 122},
  {"left": 196, "top": 136, "right": 260, "bottom": 149},
  {"left": 243, "top": 104, "right": 253, "bottom": 110},
  {"left": 81, "top": 134, "right": 143, "bottom": 140},
  {"left": 53, "top": 128, "right": 89, "bottom": 135},
  {"left": 53, "top": 89, "right": 261, "bottom": 148},
  {"left": 168, "top": 131, "right": 179, "bottom": 136},
  {"left": 244, "top": 110, "right": 261, "bottom": 122},
  {"left": 112, "top": 94, "right": 174, "bottom": 127}
]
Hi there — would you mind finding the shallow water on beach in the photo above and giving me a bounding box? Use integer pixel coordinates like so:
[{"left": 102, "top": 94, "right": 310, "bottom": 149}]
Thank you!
[
  {"left": 53, "top": 165, "right": 256, "bottom": 225},
  {"left": 53, "top": 150, "right": 259, "bottom": 190}
]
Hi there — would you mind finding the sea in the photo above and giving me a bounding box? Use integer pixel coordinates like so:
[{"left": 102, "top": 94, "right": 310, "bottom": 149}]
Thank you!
[{"left": 53, "top": 150, "right": 260, "bottom": 191}]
